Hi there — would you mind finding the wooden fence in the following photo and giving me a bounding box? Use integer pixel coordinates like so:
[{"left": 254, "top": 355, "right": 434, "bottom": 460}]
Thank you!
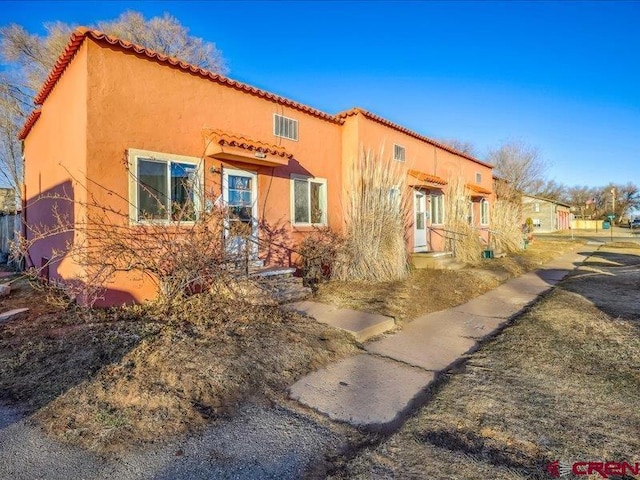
[{"left": 0, "top": 213, "right": 21, "bottom": 263}]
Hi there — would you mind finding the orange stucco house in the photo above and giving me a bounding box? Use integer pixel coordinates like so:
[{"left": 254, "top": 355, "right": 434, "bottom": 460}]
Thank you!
[{"left": 19, "top": 29, "right": 493, "bottom": 305}]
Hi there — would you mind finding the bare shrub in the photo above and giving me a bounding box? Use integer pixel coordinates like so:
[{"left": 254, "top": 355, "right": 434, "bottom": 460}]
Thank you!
[
  {"left": 298, "top": 227, "right": 344, "bottom": 290},
  {"left": 334, "top": 147, "right": 410, "bottom": 282},
  {"left": 444, "top": 176, "right": 483, "bottom": 264},
  {"left": 14, "top": 163, "right": 258, "bottom": 310}
]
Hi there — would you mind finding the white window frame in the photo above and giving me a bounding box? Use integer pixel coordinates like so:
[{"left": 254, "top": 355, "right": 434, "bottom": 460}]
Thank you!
[
  {"left": 290, "top": 174, "right": 327, "bottom": 226},
  {"left": 430, "top": 193, "right": 445, "bottom": 226},
  {"left": 533, "top": 202, "right": 540, "bottom": 213},
  {"left": 481, "top": 199, "right": 490, "bottom": 225},
  {"left": 273, "top": 113, "right": 299, "bottom": 141},
  {"left": 393, "top": 143, "right": 406, "bottom": 162},
  {"left": 127, "top": 148, "right": 203, "bottom": 224},
  {"left": 475, "top": 172, "right": 482, "bottom": 184}
]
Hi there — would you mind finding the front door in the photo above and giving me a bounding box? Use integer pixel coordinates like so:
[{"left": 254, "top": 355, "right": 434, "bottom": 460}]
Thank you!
[
  {"left": 414, "top": 189, "right": 428, "bottom": 252},
  {"left": 222, "top": 168, "right": 258, "bottom": 260}
]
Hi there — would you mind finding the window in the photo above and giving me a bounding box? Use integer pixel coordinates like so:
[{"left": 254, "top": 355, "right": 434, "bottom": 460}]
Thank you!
[
  {"left": 475, "top": 172, "right": 482, "bottom": 184},
  {"left": 430, "top": 193, "right": 445, "bottom": 225},
  {"left": 291, "top": 175, "right": 327, "bottom": 225},
  {"left": 533, "top": 202, "right": 540, "bottom": 212},
  {"left": 481, "top": 199, "right": 489, "bottom": 225},
  {"left": 393, "top": 144, "right": 406, "bottom": 162},
  {"left": 274, "top": 114, "right": 298, "bottom": 141},
  {"left": 467, "top": 201, "right": 474, "bottom": 225},
  {"left": 129, "top": 149, "right": 200, "bottom": 222},
  {"left": 532, "top": 218, "right": 541, "bottom": 227}
]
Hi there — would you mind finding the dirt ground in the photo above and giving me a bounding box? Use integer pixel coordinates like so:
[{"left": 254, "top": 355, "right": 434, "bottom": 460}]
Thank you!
[
  {"left": 316, "top": 238, "right": 581, "bottom": 323},
  {"left": 329, "top": 243, "right": 640, "bottom": 479},
  {"left": 0, "top": 276, "right": 359, "bottom": 451}
]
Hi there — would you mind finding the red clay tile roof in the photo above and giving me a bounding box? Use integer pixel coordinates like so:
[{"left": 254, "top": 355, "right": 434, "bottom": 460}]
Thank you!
[
  {"left": 19, "top": 27, "right": 340, "bottom": 140},
  {"left": 17, "top": 110, "right": 41, "bottom": 140},
  {"left": 408, "top": 169, "right": 447, "bottom": 186},
  {"left": 35, "top": 28, "right": 340, "bottom": 123},
  {"left": 466, "top": 183, "right": 492, "bottom": 195},
  {"left": 204, "top": 129, "right": 293, "bottom": 158},
  {"left": 336, "top": 108, "right": 493, "bottom": 169}
]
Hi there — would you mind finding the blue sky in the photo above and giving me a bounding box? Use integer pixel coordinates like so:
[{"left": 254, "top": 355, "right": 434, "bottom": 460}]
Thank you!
[{"left": 3, "top": 1, "right": 639, "bottom": 187}]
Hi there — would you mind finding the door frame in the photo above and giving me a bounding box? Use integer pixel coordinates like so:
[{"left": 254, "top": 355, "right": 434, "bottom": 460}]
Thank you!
[
  {"left": 413, "top": 188, "right": 429, "bottom": 252},
  {"left": 222, "top": 167, "right": 259, "bottom": 259}
]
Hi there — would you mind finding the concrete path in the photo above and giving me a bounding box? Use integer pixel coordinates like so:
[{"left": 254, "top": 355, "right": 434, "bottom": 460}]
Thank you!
[
  {"left": 290, "top": 247, "right": 593, "bottom": 429},
  {"left": 286, "top": 301, "right": 395, "bottom": 342}
]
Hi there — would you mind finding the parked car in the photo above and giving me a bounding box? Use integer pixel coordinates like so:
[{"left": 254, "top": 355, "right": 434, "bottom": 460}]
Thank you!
[{"left": 631, "top": 219, "right": 640, "bottom": 229}]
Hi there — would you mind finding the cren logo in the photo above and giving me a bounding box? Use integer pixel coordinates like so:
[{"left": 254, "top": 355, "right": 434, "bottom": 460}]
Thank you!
[{"left": 547, "top": 460, "right": 640, "bottom": 478}]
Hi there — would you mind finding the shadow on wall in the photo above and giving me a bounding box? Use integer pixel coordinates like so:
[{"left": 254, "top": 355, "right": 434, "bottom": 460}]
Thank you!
[{"left": 24, "top": 179, "right": 75, "bottom": 283}]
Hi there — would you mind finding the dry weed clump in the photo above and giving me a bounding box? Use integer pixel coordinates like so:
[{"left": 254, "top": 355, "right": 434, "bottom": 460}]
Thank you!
[
  {"left": 490, "top": 198, "right": 524, "bottom": 253},
  {"left": 334, "top": 147, "right": 410, "bottom": 282},
  {"left": 444, "top": 176, "right": 483, "bottom": 264},
  {"left": 298, "top": 227, "right": 344, "bottom": 290}
]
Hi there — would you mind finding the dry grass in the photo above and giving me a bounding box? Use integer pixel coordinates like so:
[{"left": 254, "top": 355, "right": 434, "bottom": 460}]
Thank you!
[
  {"left": 490, "top": 198, "right": 524, "bottom": 253},
  {"left": 316, "top": 238, "right": 581, "bottom": 323},
  {"left": 0, "top": 279, "right": 359, "bottom": 451},
  {"left": 444, "top": 176, "right": 483, "bottom": 265},
  {"left": 330, "top": 245, "right": 640, "bottom": 479},
  {"left": 334, "top": 148, "right": 410, "bottom": 282}
]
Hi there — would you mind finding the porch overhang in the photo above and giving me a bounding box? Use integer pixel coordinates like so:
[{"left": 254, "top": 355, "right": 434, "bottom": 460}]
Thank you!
[
  {"left": 408, "top": 169, "right": 447, "bottom": 189},
  {"left": 203, "top": 129, "right": 292, "bottom": 167},
  {"left": 466, "top": 183, "right": 492, "bottom": 198}
]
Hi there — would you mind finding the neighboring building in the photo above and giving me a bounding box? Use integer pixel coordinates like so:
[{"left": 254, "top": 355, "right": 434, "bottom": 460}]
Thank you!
[
  {"left": 19, "top": 28, "right": 493, "bottom": 305},
  {"left": 521, "top": 195, "right": 571, "bottom": 233}
]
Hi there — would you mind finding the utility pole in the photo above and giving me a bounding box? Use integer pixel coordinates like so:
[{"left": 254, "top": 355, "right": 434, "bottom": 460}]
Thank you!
[{"left": 611, "top": 188, "right": 616, "bottom": 216}]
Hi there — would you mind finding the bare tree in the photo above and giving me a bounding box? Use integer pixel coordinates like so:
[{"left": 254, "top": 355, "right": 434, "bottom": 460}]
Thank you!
[
  {"left": 487, "top": 141, "right": 547, "bottom": 194},
  {"left": 439, "top": 138, "right": 477, "bottom": 157},
  {"left": 0, "top": 12, "right": 227, "bottom": 199}
]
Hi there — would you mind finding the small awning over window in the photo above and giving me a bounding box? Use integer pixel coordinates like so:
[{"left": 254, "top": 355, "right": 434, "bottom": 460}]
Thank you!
[
  {"left": 466, "top": 183, "right": 492, "bottom": 197},
  {"left": 203, "top": 129, "right": 292, "bottom": 167},
  {"left": 408, "top": 169, "right": 447, "bottom": 188}
]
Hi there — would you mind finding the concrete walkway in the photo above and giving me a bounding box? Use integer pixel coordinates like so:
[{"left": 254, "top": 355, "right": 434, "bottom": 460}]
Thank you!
[{"left": 289, "top": 247, "right": 594, "bottom": 430}]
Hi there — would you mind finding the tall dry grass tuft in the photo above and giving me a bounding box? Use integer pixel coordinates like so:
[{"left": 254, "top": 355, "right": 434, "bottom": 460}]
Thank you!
[
  {"left": 444, "top": 176, "right": 483, "bottom": 264},
  {"left": 334, "top": 147, "right": 410, "bottom": 282},
  {"left": 490, "top": 197, "right": 524, "bottom": 253}
]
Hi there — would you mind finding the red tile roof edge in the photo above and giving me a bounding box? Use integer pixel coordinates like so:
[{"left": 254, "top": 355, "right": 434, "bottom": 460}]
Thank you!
[
  {"left": 466, "top": 183, "right": 492, "bottom": 195},
  {"left": 32, "top": 28, "right": 340, "bottom": 124},
  {"left": 204, "top": 129, "right": 293, "bottom": 158},
  {"left": 407, "top": 169, "right": 447, "bottom": 185},
  {"left": 17, "top": 110, "right": 41, "bottom": 140},
  {"left": 337, "top": 108, "right": 493, "bottom": 169}
]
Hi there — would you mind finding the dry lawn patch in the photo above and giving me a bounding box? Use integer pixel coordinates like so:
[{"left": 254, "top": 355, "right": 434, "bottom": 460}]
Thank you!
[
  {"left": 330, "top": 245, "right": 640, "bottom": 479},
  {"left": 316, "top": 238, "right": 580, "bottom": 323},
  {"left": 0, "top": 280, "right": 359, "bottom": 451}
]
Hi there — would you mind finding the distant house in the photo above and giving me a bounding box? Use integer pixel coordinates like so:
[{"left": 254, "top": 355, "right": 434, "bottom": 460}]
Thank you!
[{"left": 521, "top": 195, "right": 571, "bottom": 233}]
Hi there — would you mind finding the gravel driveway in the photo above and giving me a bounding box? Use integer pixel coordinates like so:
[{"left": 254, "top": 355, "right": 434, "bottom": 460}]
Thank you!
[{"left": 0, "top": 401, "right": 344, "bottom": 479}]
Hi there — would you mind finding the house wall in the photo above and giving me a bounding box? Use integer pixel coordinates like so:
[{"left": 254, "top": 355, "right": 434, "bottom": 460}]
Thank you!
[
  {"left": 24, "top": 36, "right": 496, "bottom": 305},
  {"left": 341, "top": 114, "right": 493, "bottom": 252},
  {"left": 83, "top": 39, "right": 343, "bottom": 303},
  {"left": 23, "top": 42, "right": 89, "bottom": 287}
]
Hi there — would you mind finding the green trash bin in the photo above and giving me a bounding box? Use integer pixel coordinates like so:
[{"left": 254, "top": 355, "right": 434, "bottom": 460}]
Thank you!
[{"left": 603, "top": 221, "right": 611, "bottom": 229}]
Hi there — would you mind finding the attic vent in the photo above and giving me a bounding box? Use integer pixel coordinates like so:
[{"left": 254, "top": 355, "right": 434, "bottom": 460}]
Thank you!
[
  {"left": 393, "top": 144, "right": 406, "bottom": 162},
  {"left": 274, "top": 114, "right": 298, "bottom": 141}
]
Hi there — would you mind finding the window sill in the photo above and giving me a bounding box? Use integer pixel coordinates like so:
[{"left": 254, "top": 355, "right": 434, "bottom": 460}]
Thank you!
[{"left": 292, "top": 224, "right": 327, "bottom": 232}]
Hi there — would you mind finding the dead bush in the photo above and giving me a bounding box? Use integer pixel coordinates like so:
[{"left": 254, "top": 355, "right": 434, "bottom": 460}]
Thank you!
[
  {"left": 298, "top": 227, "right": 344, "bottom": 290},
  {"left": 334, "top": 147, "right": 410, "bottom": 282},
  {"left": 444, "top": 176, "right": 483, "bottom": 264}
]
